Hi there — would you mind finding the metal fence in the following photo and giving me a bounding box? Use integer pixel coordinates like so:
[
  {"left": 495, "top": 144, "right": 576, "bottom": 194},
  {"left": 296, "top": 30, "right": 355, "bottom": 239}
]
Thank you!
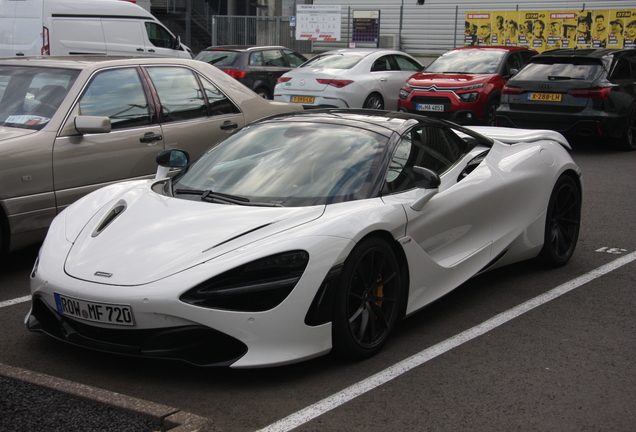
[{"left": 209, "top": 16, "right": 312, "bottom": 52}]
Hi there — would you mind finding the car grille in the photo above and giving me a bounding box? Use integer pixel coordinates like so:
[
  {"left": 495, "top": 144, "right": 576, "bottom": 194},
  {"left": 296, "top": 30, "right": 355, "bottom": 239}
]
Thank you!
[{"left": 28, "top": 295, "right": 247, "bottom": 367}]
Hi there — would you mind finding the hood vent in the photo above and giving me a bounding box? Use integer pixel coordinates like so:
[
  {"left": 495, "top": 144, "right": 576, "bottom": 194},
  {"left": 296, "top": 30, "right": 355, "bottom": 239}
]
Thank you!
[{"left": 92, "top": 200, "right": 127, "bottom": 237}]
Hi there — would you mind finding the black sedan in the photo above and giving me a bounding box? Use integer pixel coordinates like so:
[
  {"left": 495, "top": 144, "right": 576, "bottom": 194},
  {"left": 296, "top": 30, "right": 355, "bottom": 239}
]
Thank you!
[
  {"left": 195, "top": 45, "right": 307, "bottom": 99},
  {"left": 496, "top": 48, "right": 636, "bottom": 151}
]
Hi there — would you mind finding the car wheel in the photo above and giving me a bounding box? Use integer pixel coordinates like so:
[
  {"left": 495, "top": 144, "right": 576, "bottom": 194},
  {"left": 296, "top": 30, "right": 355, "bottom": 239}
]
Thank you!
[
  {"left": 482, "top": 97, "right": 499, "bottom": 126},
  {"left": 616, "top": 104, "right": 636, "bottom": 151},
  {"left": 332, "top": 237, "right": 402, "bottom": 359},
  {"left": 255, "top": 87, "right": 272, "bottom": 100},
  {"left": 363, "top": 93, "right": 384, "bottom": 110},
  {"left": 538, "top": 175, "right": 581, "bottom": 267}
]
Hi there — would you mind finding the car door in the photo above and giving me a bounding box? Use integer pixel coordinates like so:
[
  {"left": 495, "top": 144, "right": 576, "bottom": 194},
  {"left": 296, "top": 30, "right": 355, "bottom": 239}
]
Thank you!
[
  {"left": 53, "top": 66, "right": 164, "bottom": 209},
  {"left": 381, "top": 125, "right": 504, "bottom": 312},
  {"left": 143, "top": 65, "right": 245, "bottom": 159},
  {"left": 370, "top": 54, "right": 422, "bottom": 110},
  {"left": 142, "top": 21, "right": 182, "bottom": 58},
  {"left": 101, "top": 19, "right": 147, "bottom": 56}
]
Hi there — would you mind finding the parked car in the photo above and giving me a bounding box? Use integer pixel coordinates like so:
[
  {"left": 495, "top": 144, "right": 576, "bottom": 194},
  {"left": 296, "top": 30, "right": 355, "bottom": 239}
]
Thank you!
[
  {"left": 0, "top": 56, "right": 302, "bottom": 253},
  {"left": 194, "top": 45, "right": 307, "bottom": 99},
  {"left": 496, "top": 48, "right": 636, "bottom": 151},
  {"left": 398, "top": 46, "right": 537, "bottom": 125},
  {"left": 27, "top": 109, "right": 581, "bottom": 368},
  {"left": 274, "top": 48, "right": 423, "bottom": 110}
]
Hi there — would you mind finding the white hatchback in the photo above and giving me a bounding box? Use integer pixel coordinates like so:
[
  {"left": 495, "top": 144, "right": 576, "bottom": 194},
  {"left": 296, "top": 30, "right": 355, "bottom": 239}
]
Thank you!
[{"left": 274, "top": 48, "right": 422, "bottom": 111}]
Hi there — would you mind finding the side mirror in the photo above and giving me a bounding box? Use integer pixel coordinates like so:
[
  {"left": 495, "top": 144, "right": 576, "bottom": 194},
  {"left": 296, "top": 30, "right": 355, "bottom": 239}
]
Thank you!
[
  {"left": 173, "top": 35, "right": 182, "bottom": 50},
  {"left": 74, "top": 116, "right": 111, "bottom": 134},
  {"left": 155, "top": 149, "right": 190, "bottom": 180},
  {"left": 410, "top": 166, "right": 440, "bottom": 211}
]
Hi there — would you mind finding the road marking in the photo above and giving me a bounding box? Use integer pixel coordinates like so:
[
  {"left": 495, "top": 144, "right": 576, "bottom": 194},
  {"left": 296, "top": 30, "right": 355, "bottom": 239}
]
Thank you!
[
  {"left": 257, "top": 251, "right": 636, "bottom": 432},
  {"left": 0, "top": 295, "right": 30, "bottom": 309}
]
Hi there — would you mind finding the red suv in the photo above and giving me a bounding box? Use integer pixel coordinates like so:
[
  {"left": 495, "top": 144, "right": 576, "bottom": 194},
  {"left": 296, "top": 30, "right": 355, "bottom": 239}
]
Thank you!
[{"left": 398, "top": 46, "right": 536, "bottom": 125}]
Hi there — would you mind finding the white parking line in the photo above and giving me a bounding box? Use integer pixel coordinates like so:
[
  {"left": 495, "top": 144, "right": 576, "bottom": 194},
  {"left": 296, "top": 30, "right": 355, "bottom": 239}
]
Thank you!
[
  {"left": 257, "top": 251, "right": 636, "bottom": 432},
  {"left": 0, "top": 295, "right": 30, "bottom": 309}
]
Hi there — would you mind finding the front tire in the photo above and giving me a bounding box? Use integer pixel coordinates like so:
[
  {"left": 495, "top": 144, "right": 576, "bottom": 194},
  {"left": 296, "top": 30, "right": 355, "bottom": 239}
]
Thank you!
[
  {"left": 332, "top": 237, "right": 402, "bottom": 359},
  {"left": 482, "top": 97, "right": 500, "bottom": 126},
  {"left": 538, "top": 175, "right": 581, "bottom": 267},
  {"left": 363, "top": 93, "right": 384, "bottom": 110}
]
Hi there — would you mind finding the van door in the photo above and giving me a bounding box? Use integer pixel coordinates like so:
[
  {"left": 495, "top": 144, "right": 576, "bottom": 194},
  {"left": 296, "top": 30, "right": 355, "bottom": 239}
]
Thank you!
[
  {"left": 50, "top": 18, "right": 106, "bottom": 55},
  {"left": 53, "top": 66, "right": 163, "bottom": 209},
  {"left": 142, "top": 20, "right": 190, "bottom": 58},
  {"left": 102, "top": 19, "right": 147, "bottom": 56},
  {"left": 0, "top": 0, "right": 43, "bottom": 56}
]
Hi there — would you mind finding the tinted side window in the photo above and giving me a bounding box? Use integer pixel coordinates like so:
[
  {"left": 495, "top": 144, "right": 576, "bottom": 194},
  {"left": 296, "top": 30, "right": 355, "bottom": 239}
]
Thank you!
[
  {"left": 146, "top": 66, "right": 207, "bottom": 122},
  {"left": 371, "top": 55, "right": 392, "bottom": 72},
  {"left": 263, "top": 50, "right": 286, "bottom": 66},
  {"left": 79, "top": 68, "right": 150, "bottom": 130},
  {"left": 394, "top": 55, "right": 422, "bottom": 72},
  {"left": 284, "top": 50, "right": 306, "bottom": 67},
  {"left": 249, "top": 51, "right": 264, "bottom": 66},
  {"left": 144, "top": 22, "right": 174, "bottom": 48},
  {"left": 611, "top": 58, "right": 632, "bottom": 81},
  {"left": 200, "top": 77, "right": 241, "bottom": 116},
  {"left": 384, "top": 126, "right": 466, "bottom": 194}
]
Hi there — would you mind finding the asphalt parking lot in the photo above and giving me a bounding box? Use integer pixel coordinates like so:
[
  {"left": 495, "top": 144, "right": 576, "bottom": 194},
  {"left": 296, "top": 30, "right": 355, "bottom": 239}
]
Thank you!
[{"left": 1, "top": 137, "right": 635, "bottom": 432}]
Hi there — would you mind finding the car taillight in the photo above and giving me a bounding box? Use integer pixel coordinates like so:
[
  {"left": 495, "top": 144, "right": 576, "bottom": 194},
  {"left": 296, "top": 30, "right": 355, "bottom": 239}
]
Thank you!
[
  {"left": 502, "top": 85, "right": 523, "bottom": 95},
  {"left": 316, "top": 79, "right": 354, "bottom": 88},
  {"left": 567, "top": 87, "right": 611, "bottom": 99},
  {"left": 41, "top": 26, "right": 50, "bottom": 55},
  {"left": 222, "top": 69, "right": 246, "bottom": 79},
  {"left": 277, "top": 77, "right": 291, "bottom": 84}
]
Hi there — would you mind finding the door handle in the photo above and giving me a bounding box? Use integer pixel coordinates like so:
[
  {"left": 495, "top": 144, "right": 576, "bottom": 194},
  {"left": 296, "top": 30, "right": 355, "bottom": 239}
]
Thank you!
[
  {"left": 137, "top": 48, "right": 144, "bottom": 52},
  {"left": 148, "top": 49, "right": 156, "bottom": 53},
  {"left": 140, "top": 132, "right": 163, "bottom": 143},
  {"left": 220, "top": 121, "right": 238, "bottom": 131},
  {"left": 380, "top": 77, "right": 387, "bottom": 82}
]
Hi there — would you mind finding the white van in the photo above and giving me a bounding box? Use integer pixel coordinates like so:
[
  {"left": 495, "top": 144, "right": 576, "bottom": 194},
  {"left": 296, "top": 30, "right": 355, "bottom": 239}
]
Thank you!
[{"left": 0, "top": 0, "right": 191, "bottom": 58}]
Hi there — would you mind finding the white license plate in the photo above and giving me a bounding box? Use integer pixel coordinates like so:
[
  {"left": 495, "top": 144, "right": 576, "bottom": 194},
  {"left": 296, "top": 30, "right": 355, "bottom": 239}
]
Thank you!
[
  {"left": 416, "top": 104, "right": 444, "bottom": 112},
  {"left": 54, "top": 293, "right": 135, "bottom": 326}
]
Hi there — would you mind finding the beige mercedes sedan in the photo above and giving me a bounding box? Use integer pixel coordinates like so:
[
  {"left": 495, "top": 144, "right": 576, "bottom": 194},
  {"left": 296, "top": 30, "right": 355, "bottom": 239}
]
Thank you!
[{"left": 0, "top": 56, "right": 302, "bottom": 252}]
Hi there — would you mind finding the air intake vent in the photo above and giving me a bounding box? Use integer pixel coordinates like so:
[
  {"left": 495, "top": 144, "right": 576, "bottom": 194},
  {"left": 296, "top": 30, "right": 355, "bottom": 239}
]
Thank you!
[{"left": 92, "top": 200, "right": 126, "bottom": 237}]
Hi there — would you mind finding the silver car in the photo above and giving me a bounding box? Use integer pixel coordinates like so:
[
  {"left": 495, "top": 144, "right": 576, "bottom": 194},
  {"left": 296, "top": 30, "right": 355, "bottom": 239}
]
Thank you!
[{"left": 0, "top": 56, "right": 302, "bottom": 252}]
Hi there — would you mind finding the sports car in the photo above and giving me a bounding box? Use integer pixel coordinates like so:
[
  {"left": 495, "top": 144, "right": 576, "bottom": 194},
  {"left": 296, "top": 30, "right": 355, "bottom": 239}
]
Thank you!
[{"left": 26, "top": 109, "right": 582, "bottom": 368}]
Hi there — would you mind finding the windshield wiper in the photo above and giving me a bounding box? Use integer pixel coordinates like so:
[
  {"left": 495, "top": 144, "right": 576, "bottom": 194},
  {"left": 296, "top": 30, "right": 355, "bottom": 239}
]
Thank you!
[
  {"left": 548, "top": 75, "right": 585, "bottom": 80},
  {"left": 207, "top": 56, "right": 228, "bottom": 65},
  {"left": 174, "top": 189, "right": 282, "bottom": 207}
]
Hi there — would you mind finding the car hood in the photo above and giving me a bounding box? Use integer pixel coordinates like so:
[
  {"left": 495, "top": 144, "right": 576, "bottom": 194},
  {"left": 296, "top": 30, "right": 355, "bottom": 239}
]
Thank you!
[
  {"left": 64, "top": 185, "right": 325, "bottom": 286},
  {"left": 407, "top": 73, "right": 495, "bottom": 87},
  {"left": 0, "top": 126, "right": 38, "bottom": 142}
]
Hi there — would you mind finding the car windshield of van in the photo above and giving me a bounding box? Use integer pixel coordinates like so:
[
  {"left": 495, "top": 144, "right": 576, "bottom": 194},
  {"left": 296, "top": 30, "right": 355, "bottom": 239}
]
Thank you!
[
  {"left": 0, "top": 66, "right": 79, "bottom": 131},
  {"left": 195, "top": 51, "right": 240, "bottom": 66}
]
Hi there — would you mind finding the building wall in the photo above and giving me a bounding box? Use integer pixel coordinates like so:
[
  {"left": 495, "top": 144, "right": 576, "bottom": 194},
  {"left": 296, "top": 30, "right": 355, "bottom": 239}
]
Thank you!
[{"left": 310, "top": 0, "right": 636, "bottom": 55}]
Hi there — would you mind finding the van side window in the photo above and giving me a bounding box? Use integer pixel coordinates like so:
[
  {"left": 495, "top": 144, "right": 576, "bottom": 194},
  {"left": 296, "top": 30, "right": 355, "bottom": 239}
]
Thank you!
[
  {"left": 79, "top": 68, "right": 150, "bottom": 129},
  {"left": 144, "top": 22, "right": 175, "bottom": 49},
  {"left": 146, "top": 67, "right": 208, "bottom": 122}
]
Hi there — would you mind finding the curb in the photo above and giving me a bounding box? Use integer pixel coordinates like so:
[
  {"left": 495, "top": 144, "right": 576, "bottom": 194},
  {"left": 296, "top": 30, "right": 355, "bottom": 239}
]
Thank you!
[{"left": 0, "top": 362, "right": 221, "bottom": 432}]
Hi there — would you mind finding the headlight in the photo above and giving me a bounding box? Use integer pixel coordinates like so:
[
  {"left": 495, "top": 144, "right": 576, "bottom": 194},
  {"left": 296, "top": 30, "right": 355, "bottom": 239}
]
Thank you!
[
  {"left": 179, "top": 251, "right": 309, "bottom": 312},
  {"left": 459, "top": 92, "right": 479, "bottom": 102},
  {"left": 399, "top": 87, "right": 412, "bottom": 100}
]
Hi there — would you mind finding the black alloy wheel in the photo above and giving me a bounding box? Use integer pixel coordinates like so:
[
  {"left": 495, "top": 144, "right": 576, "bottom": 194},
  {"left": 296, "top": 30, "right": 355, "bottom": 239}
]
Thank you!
[
  {"left": 332, "top": 237, "right": 402, "bottom": 359},
  {"left": 482, "top": 98, "right": 500, "bottom": 126},
  {"left": 538, "top": 175, "right": 581, "bottom": 267},
  {"left": 363, "top": 93, "right": 384, "bottom": 110},
  {"left": 616, "top": 104, "right": 636, "bottom": 151}
]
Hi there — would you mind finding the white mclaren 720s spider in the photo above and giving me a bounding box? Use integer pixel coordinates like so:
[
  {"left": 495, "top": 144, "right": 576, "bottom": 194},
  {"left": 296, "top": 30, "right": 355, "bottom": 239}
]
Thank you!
[{"left": 26, "top": 109, "right": 582, "bottom": 368}]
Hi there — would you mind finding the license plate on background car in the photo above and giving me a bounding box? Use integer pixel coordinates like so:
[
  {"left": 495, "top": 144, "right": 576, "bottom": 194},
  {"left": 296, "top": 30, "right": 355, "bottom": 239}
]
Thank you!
[
  {"left": 528, "top": 92, "right": 562, "bottom": 102},
  {"left": 416, "top": 104, "right": 445, "bottom": 112},
  {"left": 291, "top": 96, "right": 315, "bottom": 104},
  {"left": 54, "top": 293, "right": 135, "bottom": 326}
]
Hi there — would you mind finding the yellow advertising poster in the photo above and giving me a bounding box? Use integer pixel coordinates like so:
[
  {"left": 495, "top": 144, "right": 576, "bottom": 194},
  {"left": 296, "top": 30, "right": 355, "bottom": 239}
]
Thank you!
[{"left": 465, "top": 9, "right": 636, "bottom": 52}]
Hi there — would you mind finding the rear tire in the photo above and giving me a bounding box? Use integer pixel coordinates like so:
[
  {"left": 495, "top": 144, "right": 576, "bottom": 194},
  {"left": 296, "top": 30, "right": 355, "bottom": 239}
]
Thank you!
[
  {"left": 538, "top": 175, "right": 581, "bottom": 267},
  {"left": 363, "top": 93, "right": 384, "bottom": 110},
  {"left": 255, "top": 87, "right": 272, "bottom": 100},
  {"left": 615, "top": 104, "right": 636, "bottom": 151},
  {"left": 332, "top": 237, "right": 402, "bottom": 359}
]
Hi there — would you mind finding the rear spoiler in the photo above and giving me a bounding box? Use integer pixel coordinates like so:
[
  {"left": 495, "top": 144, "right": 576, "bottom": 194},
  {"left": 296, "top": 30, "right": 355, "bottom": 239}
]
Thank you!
[{"left": 465, "top": 126, "right": 571, "bottom": 150}]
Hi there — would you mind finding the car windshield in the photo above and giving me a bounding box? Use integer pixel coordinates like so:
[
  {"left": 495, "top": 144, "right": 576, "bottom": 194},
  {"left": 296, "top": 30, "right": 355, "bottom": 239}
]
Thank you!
[
  {"left": 300, "top": 53, "right": 364, "bottom": 69},
  {"left": 425, "top": 49, "right": 506, "bottom": 74},
  {"left": 0, "top": 66, "right": 79, "bottom": 130},
  {"left": 512, "top": 59, "right": 605, "bottom": 81},
  {"left": 194, "top": 50, "right": 240, "bottom": 66},
  {"left": 172, "top": 121, "right": 388, "bottom": 207}
]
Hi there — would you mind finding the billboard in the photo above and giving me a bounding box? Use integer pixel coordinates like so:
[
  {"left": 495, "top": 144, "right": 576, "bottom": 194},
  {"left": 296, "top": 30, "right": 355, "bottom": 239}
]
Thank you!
[{"left": 465, "top": 9, "right": 636, "bottom": 52}]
